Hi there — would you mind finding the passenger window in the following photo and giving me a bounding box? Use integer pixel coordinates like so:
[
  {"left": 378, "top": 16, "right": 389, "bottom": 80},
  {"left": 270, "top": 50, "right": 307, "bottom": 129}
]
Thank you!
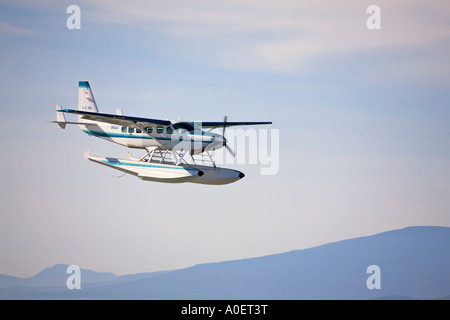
[
  {"left": 136, "top": 128, "right": 142, "bottom": 133},
  {"left": 121, "top": 126, "right": 127, "bottom": 133},
  {"left": 128, "top": 127, "right": 134, "bottom": 134},
  {"left": 145, "top": 127, "right": 153, "bottom": 134},
  {"left": 156, "top": 126, "right": 164, "bottom": 134},
  {"left": 166, "top": 127, "right": 173, "bottom": 134}
]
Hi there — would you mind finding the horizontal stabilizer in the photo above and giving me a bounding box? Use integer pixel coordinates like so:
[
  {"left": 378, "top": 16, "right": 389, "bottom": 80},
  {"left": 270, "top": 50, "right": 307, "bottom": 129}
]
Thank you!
[
  {"left": 50, "top": 105, "right": 91, "bottom": 128},
  {"left": 55, "top": 105, "right": 66, "bottom": 129},
  {"left": 48, "top": 120, "right": 93, "bottom": 126}
]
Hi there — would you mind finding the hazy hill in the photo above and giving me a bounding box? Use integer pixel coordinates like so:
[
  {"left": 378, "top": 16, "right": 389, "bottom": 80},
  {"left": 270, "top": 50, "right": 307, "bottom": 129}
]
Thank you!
[
  {"left": 1, "top": 226, "right": 449, "bottom": 299},
  {"left": 0, "top": 264, "right": 117, "bottom": 289}
]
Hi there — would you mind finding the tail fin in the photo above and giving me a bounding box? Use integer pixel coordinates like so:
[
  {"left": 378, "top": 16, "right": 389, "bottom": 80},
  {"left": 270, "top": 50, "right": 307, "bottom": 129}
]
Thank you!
[{"left": 78, "top": 81, "right": 99, "bottom": 114}]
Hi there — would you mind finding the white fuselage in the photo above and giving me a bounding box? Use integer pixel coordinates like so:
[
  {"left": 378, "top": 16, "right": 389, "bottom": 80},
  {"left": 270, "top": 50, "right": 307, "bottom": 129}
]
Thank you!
[{"left": 78, "top": 121, "right": 225, "bottom": 154}]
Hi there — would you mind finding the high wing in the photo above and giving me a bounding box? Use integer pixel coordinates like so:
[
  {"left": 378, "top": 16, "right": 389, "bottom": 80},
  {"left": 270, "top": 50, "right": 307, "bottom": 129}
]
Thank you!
[
  {"left": 59, "top": 109, "right": 272, "bottom": 129},
  {"left": 59, "top": 109, "right": 171, "bottom": 128},
  {"left": 200, "top": 121, "right": 272, "bottom": 128}
]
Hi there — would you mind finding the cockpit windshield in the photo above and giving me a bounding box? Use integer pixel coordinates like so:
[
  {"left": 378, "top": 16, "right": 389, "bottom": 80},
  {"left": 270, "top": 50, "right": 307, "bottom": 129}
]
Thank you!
[{"left": 172, "top": 122, "right": 196, "bottom": 134}]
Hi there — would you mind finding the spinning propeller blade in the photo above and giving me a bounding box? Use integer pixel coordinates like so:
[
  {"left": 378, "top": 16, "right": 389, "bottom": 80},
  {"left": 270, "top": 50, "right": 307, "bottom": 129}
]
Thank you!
[
  {"left": 222, "top": 116, "right": 228, "bottom": 136},
  {"left": 222, "top": 116, "right": 235, "bottom": 158},
  {"left": 225, "top": 144, "right": 236, "bottom": 158}
]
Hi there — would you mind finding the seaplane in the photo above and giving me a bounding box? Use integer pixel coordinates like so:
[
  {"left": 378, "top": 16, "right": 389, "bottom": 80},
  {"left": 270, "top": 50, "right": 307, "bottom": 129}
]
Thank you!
[{"left": 51, "top": 81, "right": 272, "bottom": 185}]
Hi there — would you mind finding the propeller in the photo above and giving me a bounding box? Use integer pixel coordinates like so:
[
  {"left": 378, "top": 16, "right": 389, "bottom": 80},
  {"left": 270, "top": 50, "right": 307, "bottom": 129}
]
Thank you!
[{"left": 222, "top": 116, "right": 236, "bottom": 158}]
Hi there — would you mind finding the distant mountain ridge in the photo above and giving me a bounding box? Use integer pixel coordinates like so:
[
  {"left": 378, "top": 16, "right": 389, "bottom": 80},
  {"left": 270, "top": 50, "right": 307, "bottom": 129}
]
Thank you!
[
  {"left": 0, "top": 264, "right": 169, "bottom": 289},
  {"left": 1, "top": 226, "right": 449, "bottom": 299},
  {"left": 0, "top": 264, "right": 117, "bottom": 289}
]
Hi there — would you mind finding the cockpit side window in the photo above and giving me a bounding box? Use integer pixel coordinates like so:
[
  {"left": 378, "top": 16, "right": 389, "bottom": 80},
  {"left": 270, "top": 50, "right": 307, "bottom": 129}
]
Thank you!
[{"left": 173, "top": 122, "right": 195, "bottom": 133}]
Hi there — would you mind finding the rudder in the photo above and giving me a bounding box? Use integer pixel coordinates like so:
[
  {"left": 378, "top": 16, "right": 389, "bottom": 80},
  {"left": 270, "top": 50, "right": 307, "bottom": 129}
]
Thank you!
[{"left": 78, "top": 81, "right": 99, "bottom": 113}]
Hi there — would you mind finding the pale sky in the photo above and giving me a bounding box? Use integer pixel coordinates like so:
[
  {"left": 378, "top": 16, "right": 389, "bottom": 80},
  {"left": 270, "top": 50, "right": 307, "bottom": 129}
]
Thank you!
[{"left": 0, "top": 0, "right": 449, "bottom": 277}]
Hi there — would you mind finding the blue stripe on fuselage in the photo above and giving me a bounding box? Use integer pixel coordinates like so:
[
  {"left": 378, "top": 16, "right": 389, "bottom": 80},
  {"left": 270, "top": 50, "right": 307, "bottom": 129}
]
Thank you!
[
  {"left": 82, "top": 129, "right": 212, "bottom": 143},
  {"left": 83, "top": 129, "right": 154, "bottom": 140}
]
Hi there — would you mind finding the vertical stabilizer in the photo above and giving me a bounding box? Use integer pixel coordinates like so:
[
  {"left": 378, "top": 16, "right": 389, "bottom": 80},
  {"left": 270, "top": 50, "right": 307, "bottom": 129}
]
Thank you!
[{"left": 78, "top": 81, "right": 98, "bottom": 121}]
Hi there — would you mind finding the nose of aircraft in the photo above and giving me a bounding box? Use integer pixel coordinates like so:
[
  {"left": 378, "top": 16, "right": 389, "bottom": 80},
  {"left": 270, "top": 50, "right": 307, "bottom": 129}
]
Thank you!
[
  {"left": 220, "top": 135, "right": 227, "bottom": 145},
  {"left": 213, "top": 134, "right": 227, "bottom": 146}
]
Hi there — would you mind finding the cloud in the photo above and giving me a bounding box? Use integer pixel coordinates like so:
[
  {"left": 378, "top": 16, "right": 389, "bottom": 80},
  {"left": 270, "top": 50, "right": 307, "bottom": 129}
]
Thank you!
[
  {"left": 0, "top": 21, "right": 36, "bottom": 39},
  {"left": 7, "top": 0, "right": 447, "bottom": 80},
  {"left": 79, "top": 0, "right": 450, "bottom": 78}
]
